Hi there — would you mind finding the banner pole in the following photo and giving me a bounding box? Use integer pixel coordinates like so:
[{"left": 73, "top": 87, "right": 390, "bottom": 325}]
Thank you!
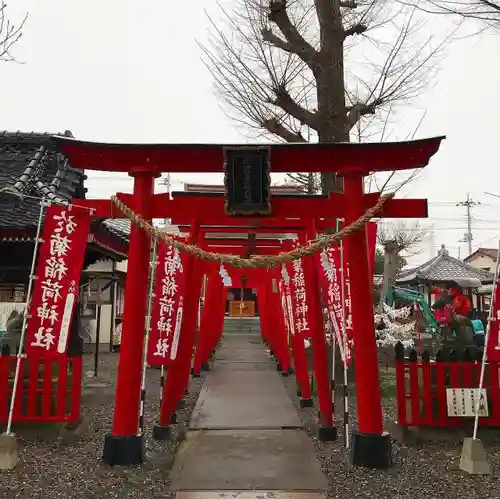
[
  {"left": 139, "top": 237, "right": 158, "bottom": 436},
  {"left": 6, "top": 199, "right": 48, "bottom": 436},
  {"left": 339, "top": 219, "right": 350, "bottom": 449},
  {"left": 472, "top": 239, "right": 500, "bottom": 440}
]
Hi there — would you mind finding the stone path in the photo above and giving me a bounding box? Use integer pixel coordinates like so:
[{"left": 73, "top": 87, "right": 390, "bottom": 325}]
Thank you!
[{"left": 170, "top": 332, "right": 327, "bottom": 495}]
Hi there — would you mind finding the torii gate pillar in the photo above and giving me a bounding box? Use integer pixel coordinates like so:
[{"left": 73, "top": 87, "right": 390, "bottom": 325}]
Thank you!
[
  {"left": 102, "top": 170, "right": 157, "bottom": 466},
  {"left": 344, "top": 172, "right": 391, "bottom": 468}
]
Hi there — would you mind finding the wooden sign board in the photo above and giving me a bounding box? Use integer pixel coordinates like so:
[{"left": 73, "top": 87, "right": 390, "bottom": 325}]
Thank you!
[
  {"left": 446, "top": 388, "right": 488, "bottom": 417},
  {"left": 223, "top": 146, "right": 271, "bottom": 216}
]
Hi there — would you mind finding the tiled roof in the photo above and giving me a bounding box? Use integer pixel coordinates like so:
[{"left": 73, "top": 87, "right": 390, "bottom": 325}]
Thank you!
[
  {"left": 464, "top": 247, "right": 498, "bottom": 263},
  {"left": 397, "top": 244, "right": 494, "bottom": 285},
  {"left": 103, "top": 219, "right": 131, "bottom": 240},
  {"left": 0, "top": 131, "right": 85, "bottom": 230},
  {"left": 0, "top": 131, "right": 129, "bottom": 259}
]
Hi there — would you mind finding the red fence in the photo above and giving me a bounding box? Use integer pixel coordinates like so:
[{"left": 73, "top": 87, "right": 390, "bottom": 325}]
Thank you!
[
  {"left": 394, "top": 343, "right": 500, "bottom": 427},
  {"left": 0, "top": 355, "right": 83, "bottom": 423}
]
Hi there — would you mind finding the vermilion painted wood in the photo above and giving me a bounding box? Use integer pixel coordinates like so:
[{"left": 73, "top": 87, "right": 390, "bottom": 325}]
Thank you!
[
  {"left": 0, "top": 356, "right": 82, "bottom": 423},
  {"left": 75, "top": 193, "right": 428, "bottom": 221},
  {"left": 199, "top": 238, "right": 283, "bottom": 247},
  {"left": 301, "top": 225, "right": 334, "bottom": 428},
  {"left": 201, "top": 286, "right": 227, "bottom": 366},
  {"left": 395, "top": 357, "right": 500, "bottom": 427},
  {"left": 193, "top": 271, "right": 222, "bottom": 375},
  {"left": 54, "top": 136, "right": 444, "bottom": 174}
]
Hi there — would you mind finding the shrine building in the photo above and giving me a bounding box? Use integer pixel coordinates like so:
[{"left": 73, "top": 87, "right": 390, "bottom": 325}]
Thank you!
[{"left": 0, "top": 131, "right": 129, "bottom": 340}]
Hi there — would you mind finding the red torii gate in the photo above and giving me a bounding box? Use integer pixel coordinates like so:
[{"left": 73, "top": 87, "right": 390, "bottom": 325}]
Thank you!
[{"left": 54, "top": 135, "right": 444, "bottom": 468}]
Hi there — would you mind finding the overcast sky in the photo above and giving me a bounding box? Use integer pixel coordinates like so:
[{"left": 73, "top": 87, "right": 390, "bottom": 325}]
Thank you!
[{"left": 4, "top": 1, "right": 500, "bottom": 264}]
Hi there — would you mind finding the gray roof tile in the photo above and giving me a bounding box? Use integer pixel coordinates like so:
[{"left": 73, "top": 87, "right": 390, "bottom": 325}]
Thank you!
[
  {"left": 397, "top": 245, "right": 494, "bottom": 284},
  {"left": 0, "top": 131, "right": 129, "bottom": 252}
]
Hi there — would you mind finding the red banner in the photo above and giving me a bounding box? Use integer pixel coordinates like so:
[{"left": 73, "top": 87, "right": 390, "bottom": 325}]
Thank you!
[
  {"left": 316, "top": 221, "right": 377, "bottom": 365},
  {"left": 283, "top": 241, "right": 313, "bottom": 340},
  {"left": 487, "top": 278, "right": 500, "bottom": 361},
  {"left": 278, "top": 269, "right": 294, "bottom": 343},
  {"left": 147, "top": 242, "right": 186, "bottom": 366},
  {"left": 25, "top": 205, "right": 90, "bottom": 357}
]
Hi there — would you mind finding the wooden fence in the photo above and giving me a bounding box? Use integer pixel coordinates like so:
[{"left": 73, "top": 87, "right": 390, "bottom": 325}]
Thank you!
[
  {"left": 394, "top": 342, "right": 500, "bottom": 427},
  {"left": 0, "top": 354, "right": 83, "bottom": 423}
]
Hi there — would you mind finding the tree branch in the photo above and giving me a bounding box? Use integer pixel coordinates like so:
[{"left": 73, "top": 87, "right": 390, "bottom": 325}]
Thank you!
[
  {"left": 262, "top": 117, "right": 307, "bottom": 142},
  {"left": 269, "top": 85, "right": 319, "bottom": 129},
  {"left": 346, "top": 99, "right": 383, "bottom": 130},
  {"left": 340, "top": 1, "right": 358, "bottom": 8},
  {"left": 261, "top": 28, "right": 294, "bottom": 53},
  {"left": 268, "top": 0, "right": 319, "bottom": 67},
  {"left": 0, "top": 1, "right": 27, "bottom": 62},
  {"left": 343, "top": 23, "right": 368, "bottom": 37}
]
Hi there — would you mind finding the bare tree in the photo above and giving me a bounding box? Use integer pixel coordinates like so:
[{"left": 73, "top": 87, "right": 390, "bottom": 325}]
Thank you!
[
  {"left": 377, "top": 221, "right": 427, "bottom": 307},
  {"left": 201, "top": 0, "right": 452, "bottom": 194},
  {"left": 283, "top": 172, "right": 322, "bottom": 194},
  {"left": 404, "top": 1, "right": 500, "bottom": 29},
  {"left": 0, "top": 1, "right": 27, "bottom": 62}
]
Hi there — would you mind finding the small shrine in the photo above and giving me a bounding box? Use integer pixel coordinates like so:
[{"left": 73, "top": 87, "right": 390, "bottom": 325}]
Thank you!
[{"left": 396, "top": 244, "right": 493, "bottom": 305}]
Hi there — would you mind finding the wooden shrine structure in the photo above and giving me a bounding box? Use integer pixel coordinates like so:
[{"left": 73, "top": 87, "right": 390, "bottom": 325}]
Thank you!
[{"left": 53, "top": 136, "right": 444, "bottom": 468}]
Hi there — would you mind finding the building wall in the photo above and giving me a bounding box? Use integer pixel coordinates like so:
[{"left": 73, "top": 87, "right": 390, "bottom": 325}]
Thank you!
[{"left": 466, "top": 254, "right": 495, "bottom": 272}]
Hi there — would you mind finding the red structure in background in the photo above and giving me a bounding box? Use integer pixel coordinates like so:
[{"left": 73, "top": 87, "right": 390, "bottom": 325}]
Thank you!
[{"left": 54, "top": 136, "right": 444, "bottom": 468}]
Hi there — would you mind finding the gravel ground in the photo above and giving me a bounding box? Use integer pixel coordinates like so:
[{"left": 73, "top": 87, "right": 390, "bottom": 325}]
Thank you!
[
  {"left": 0, "top": 354, "right": 204, "bottom": 499},
  {"left": 281, "top": 372, "right": 500, "bottom": 499}
]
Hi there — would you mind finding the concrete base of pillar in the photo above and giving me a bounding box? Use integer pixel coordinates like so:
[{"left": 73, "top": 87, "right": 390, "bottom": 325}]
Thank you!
[
  {"left": 459, "top": 437, "right": 490, "bottom": 475},
  {"left": 318, "top": 425, "right": 338, "bottom": 442},
  {"left": 299, "top": 398, "right": 314, "bottom": 408},
  {"left": 0, "top": 433, "right": 19, "bottom": 470},
  {"left": 349, "top": 431, "right": 392, "bottom": 469},
  {"left": 102, "top": 433, "right": 144, "bottom": 466},
  {"left": 152, "top": 424, "right": 172, "bottom": 441}
]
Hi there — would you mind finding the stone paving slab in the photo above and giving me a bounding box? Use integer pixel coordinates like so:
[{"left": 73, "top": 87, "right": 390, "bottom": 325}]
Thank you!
[
  {"left": 190, "top": 368, "right": 302, "bottom": 429},
  {"left": 170, "top": 429, "right": 328, "bottom": 491},
  {"left": 176, "top": 492, "right": 326, "bottom": 499}
]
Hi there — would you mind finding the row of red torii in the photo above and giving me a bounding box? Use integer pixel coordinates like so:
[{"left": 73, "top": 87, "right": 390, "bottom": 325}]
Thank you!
[{"left": 56, "top": 135, "right": 444, "bottom": 469}]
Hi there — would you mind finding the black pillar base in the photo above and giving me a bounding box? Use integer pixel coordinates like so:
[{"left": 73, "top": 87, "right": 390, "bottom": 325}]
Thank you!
[
  {"left": 201, "top": 362, "right": 210, "bottom": 371},
  {"left": 102, "top": 433, "right": 144, "bottom": 466},
  {"left": 299, "top": 397, "right": 314, "bottom": 408},
  {"left": 276, "top": 362, "right": 282, "bottom": 371},
  {"left": 280, "top": 370, "right": 290, "bottom": 377},
  {"left": 318, "top": 425, "right": 338, "bottom": 442},
  {"left": 152, "top": 424, "right": 171, "bottom": 441},
  {"left": 177, "top": 399, "right": 186, "bottom": 410},
  {"left": 297, "top": 390, "right": 302, "bottom": 397},
  {"left": 170, "top": 413, "right": 177, "bottom": 424},
  {"left": 349, "top": 431, "right": 393, "bottom": 469}
]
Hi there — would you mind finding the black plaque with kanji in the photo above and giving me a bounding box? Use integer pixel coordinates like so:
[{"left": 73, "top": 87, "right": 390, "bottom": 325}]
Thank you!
[{"left": 224, "top": 146, "right": 271, "bottom": 216}]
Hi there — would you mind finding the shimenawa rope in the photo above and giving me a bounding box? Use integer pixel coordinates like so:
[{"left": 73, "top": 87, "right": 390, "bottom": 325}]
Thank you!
[{"left": 110, "top": 192, "right": 393, "bottom": 269}]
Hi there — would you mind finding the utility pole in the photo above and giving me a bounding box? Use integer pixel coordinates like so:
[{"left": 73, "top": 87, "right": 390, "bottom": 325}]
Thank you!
[
  {"left": 162, "top": 173, "right": 171, "bottom": 226},
  {"left": 457, "top": 194, "right": 480, "bottom": 257}
]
